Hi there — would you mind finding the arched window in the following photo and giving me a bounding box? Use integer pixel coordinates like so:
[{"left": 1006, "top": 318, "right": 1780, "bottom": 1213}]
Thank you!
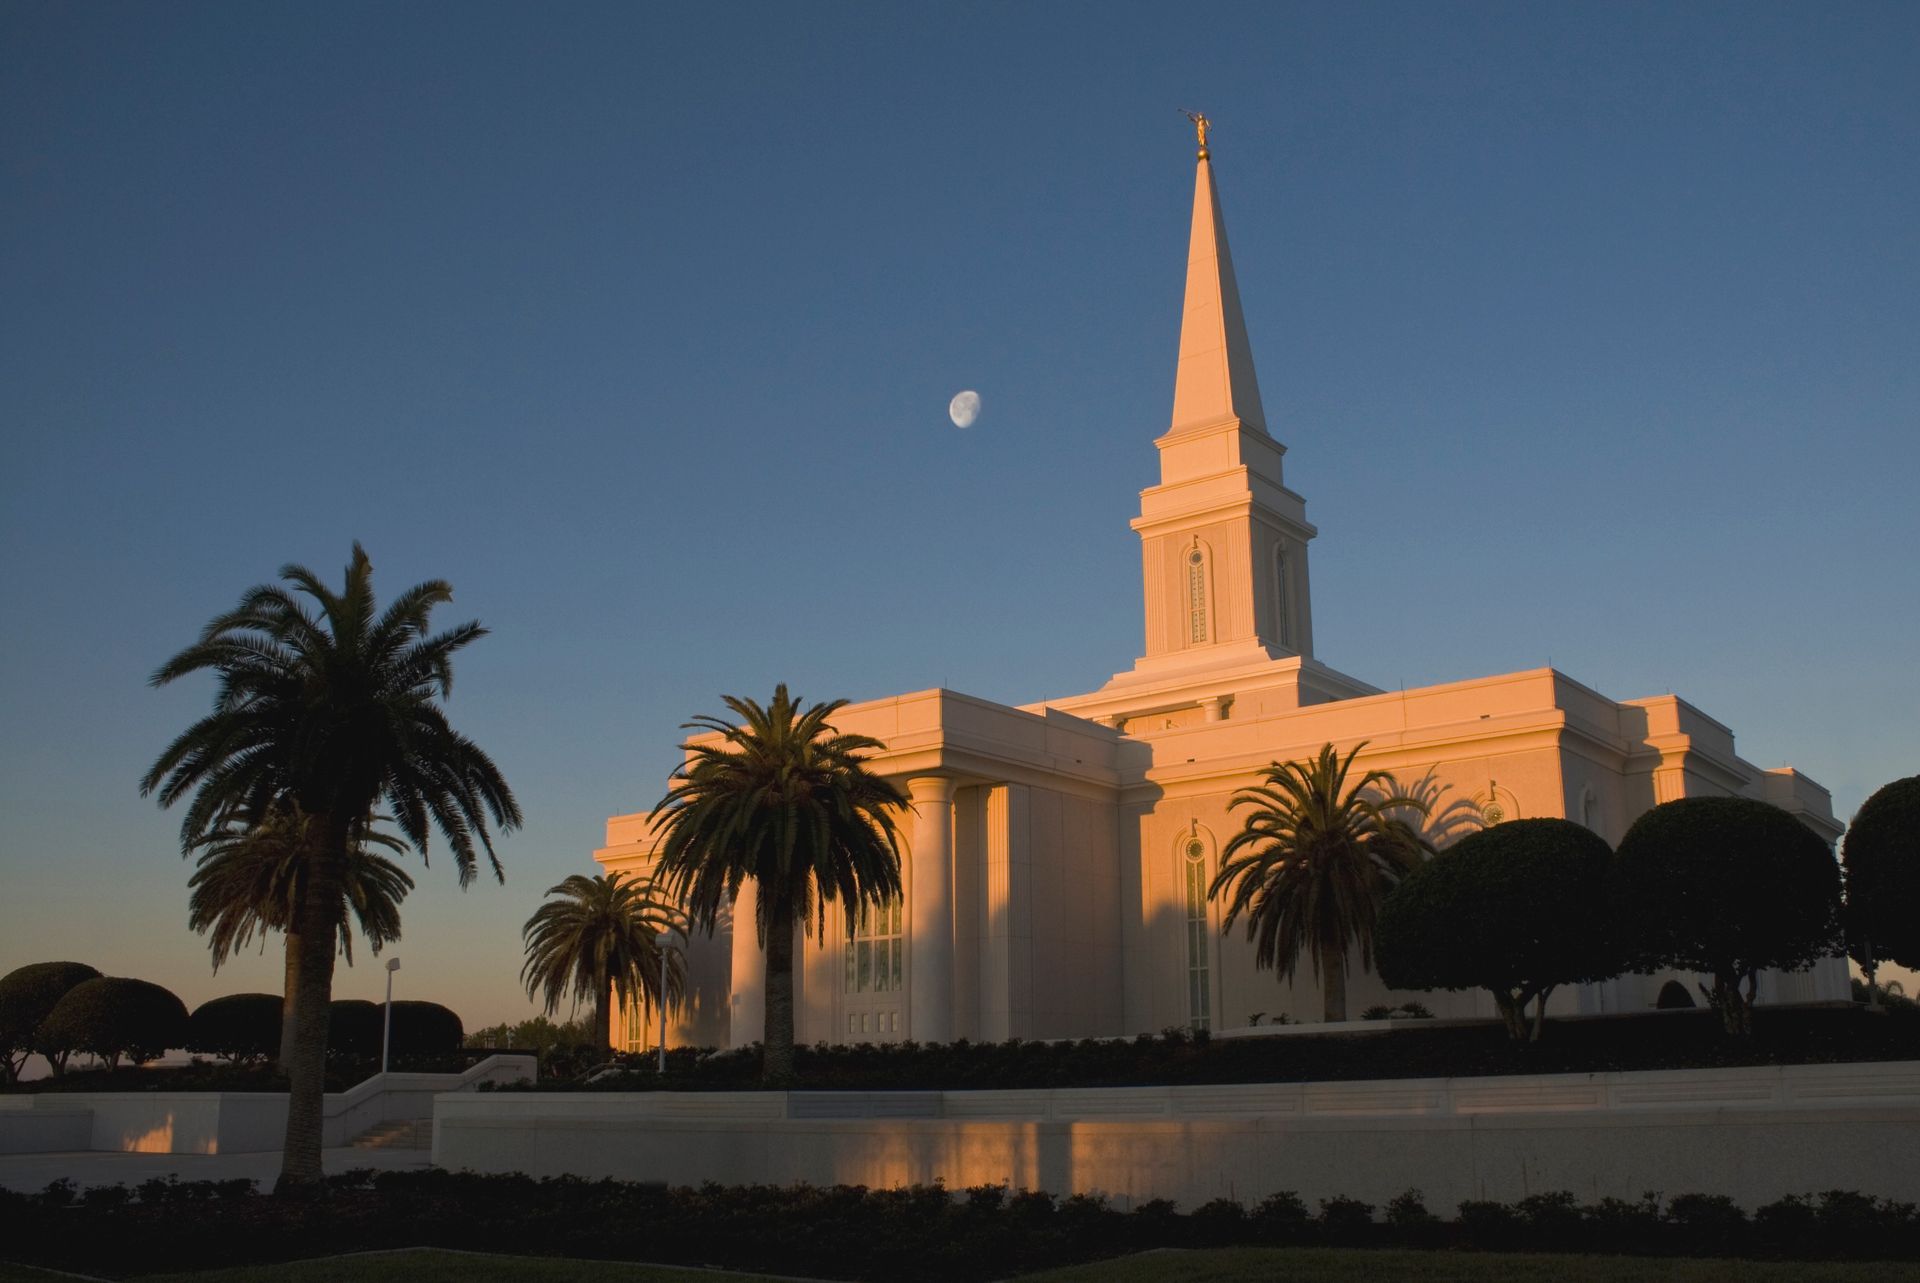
[
  {"left": 1181, "top": 830, "right": 1212, "bottom": 1030},
  {"left": 1187, "top": 546, "right": 1208, "bottom": 644},
  {"left": 1273, "top": 545, "right": 1294, "bottom": 650}
]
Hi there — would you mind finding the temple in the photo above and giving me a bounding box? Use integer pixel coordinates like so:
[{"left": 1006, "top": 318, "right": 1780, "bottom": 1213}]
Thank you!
[{"left": 594, "top": 139, "right": 1847, "bottom": 1050}]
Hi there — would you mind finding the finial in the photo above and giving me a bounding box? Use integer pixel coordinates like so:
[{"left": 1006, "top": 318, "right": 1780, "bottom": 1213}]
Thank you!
[{"left": 1180, "top": 109, "right": 1211, "bottom": 159}]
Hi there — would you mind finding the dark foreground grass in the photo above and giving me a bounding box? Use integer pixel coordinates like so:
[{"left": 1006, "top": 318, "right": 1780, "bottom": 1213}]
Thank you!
[
  {"left": 9, "top": 1247, "right": 1920, "bottom": 1283},
  {"left": 1018, "top": 1247, "right": 1920, "bottom": 1282}
]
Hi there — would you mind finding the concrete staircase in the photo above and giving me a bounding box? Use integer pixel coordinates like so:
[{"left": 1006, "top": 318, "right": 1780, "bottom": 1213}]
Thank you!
[{"left": 350, "top": 1118, "right": 432, "bottom": 1150}]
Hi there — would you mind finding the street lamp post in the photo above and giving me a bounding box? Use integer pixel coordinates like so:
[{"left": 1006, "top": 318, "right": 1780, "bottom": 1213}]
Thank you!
[{"left": 381, "top": 957, "right": 402, "bottom": 1075}]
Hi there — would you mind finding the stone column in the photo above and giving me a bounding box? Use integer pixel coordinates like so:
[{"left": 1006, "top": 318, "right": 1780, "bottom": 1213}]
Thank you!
[
  {"left": 908, "top": 775, "right": 957, "bottom": 1044},
  {"left": 729, "top": 880, "right": 765, "bottom": 1050}
]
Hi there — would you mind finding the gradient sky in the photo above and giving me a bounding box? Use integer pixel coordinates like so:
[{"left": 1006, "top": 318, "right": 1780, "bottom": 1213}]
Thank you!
[{"left": 4, "top": 2, "right": 1917, "bottom": 1029}]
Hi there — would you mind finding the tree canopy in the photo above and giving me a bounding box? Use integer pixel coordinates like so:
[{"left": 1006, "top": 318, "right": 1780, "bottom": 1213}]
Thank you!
[
  {"left": 141, "top": 544, "right": 519, "bottom": 1189},
  {"left": 1843, "top": 775, "right": 1920, "bottom": 977},
  {"left": 652, "top": 685, "right": 907, "bottom": 1085},
  {"left": 521, "top": 871, "right": 684, "bottom": 1057},
  {"left": 0, "top": 961, "right": 101, "bottom": 1081},
  {"left": 1377, "top": 818, "right": 1616, "bottom": 1040},
  {"left": 1612, "top": 796, "right": 1840, "bottom": 1035},
  {"left": 185, "top": 993, "right": 284, "bottom": 1064},
  {"left": 36, "top": 977, "right": 189, "bottom": 1070}
]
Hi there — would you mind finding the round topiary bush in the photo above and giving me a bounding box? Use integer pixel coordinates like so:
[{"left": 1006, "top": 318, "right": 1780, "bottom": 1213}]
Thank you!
[
  {"left": 1843, "top": 775, "right": 1920, "bottom": 981},
  {"left": 0, "top": 961, "right": 101, "bottom": 1080},
  {"left": 388, "top": 1001, "right": 463, "bottom": 1055},
  {"left": 1377, "top": 818, "right": 1617, "bottom": 1041},
  {"left": 36, "top": 977, "right": 190, "bottom": 1071},
  {"left": 1612, "top": 796, "right": 1840, "bottom": 1035},
  {"left": 328, "top": 999, "right": 382, "bottom": 1058},
  {"left": 186, "top": 994, "right": 283, "bottom": 1064}
]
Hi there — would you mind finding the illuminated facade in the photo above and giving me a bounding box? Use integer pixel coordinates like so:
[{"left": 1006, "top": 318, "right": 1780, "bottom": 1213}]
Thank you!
[{"left": 596, "top": 145, "right": 1847, "bottom": 1051}]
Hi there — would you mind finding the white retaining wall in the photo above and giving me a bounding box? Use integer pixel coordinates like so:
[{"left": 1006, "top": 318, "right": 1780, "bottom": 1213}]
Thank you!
[
  {"left": 434, "top": 1061, "right": 1920, "bottom": 1211},
  {"left": 0, "top": 1055, "right": 535, "bottom": 1155}
]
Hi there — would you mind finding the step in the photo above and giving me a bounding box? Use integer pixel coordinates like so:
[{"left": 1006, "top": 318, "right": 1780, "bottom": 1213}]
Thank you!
[{"left": 349, "top": 1118, "right": 433, "bottom": 1149}]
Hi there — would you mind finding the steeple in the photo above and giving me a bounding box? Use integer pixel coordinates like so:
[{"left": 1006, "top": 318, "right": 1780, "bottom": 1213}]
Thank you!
[
  {"left": 1169, "top": 150, "right": 1268, "bottom": 436},
  {"left": 1127, "top": 128, "right": 1320, "bottom": 668}
]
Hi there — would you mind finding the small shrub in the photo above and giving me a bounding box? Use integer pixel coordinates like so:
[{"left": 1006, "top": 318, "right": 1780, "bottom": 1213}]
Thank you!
[
  {"left": 1361, "top": 1005, "right": 1396, "bottom": 1021},
  {"left": 1319, "top": 1194, "right": 1374, "bottom": 1236},
  {"left": 1754, "top": 1192, "right": 1817, "bottom": 1240},
  {"left": 963, "top": 1183, "right": 1006, "bottom": 1213},
  {"left": 36, "top": 1178, "right": 76, "bottom": 1208},
  {"left": 1386, "top": 1188, "right": 1437, "bottom": 1226},
  {"left": 1456, "top": 1198, "right": 1521, "bottom": 1241},
  {"left": 1586, "top": 1192, "right": 1663, "bottom": 1235},
  {"left": 1667, "top": 1192, "right": 1745, "bottom": 1233},
  {"left": 1252, "top": 1189, "right": 1311, "bottom": 1240},
  {"left": 1516, "top": 1189, "right": 1582, "bottom": 1236},
  {"left": 1188, "top": 1197, "right": 1247, "bottom": 1244},
  {"left": 79, "top": 1184, "right": 130, "bottom": 1209}
]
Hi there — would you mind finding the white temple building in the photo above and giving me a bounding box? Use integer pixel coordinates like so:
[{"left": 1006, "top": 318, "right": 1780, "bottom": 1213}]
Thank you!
[{"left": 596, "top": 139, "right": 1848, "bottom": 1052}]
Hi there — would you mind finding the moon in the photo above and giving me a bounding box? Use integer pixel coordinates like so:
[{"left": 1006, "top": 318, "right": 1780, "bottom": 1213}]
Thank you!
[{"left": 948, "top": 390, "right": 980, "bottom": 429}]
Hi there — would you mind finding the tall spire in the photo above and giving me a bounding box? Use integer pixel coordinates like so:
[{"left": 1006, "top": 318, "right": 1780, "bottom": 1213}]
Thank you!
[{"left": 1168, "top": 139, "right": 1268, "bottom": 436}]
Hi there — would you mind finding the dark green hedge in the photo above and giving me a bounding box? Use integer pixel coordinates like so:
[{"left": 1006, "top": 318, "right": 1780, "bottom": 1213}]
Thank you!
[
  {"left": 3, "top": 1170, "right": 1915, "bottom": 1280},
  {"left": 488, "top": 1005, "right": 1920, "bottom": 1094}
]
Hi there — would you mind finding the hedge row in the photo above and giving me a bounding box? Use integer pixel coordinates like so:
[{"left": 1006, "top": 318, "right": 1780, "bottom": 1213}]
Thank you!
[
  {"left": 4, "top": 1170, "right": 1916, "bottom": 1279},
  {"left": 489, "top": 1004, "right": 1920, "bottom": 1094}
]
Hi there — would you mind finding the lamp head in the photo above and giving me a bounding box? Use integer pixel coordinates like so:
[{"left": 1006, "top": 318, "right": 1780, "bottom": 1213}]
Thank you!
[{"left": 386, "top": 958, "right": 402, "bottom": 973}]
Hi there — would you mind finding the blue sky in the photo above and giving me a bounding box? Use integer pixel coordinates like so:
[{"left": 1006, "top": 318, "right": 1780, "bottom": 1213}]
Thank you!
[{"left": 3, "top": 2, "right": 1916, "bottom": 1028}]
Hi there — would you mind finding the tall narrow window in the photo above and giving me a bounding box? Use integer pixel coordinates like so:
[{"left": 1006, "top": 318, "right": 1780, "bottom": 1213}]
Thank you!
[
  {"left": 1273, "top": 546, "right": 1294, "bottom": 649},
  {"left": 844, "top": 896, "right": 903, "bottom": 996},
  {"left": 1187, "top": 547, "right": 1208, "bottom": 643},
  {"left": 1183, "top": 835, "right": 1211, "bottom": 1030}
]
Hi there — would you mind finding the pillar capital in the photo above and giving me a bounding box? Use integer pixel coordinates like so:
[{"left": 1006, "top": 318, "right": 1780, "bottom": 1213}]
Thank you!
[{"left": 907, "top": 774, "right": 958, "bottom": 805}]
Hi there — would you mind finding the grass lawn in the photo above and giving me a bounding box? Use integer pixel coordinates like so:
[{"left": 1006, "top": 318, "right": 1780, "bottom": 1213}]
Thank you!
[
  {"left": 0, "top": 1252, "right": 799, "bottom": 1283},
  {"left": 7, "top": 1248, "right": 1920, "bottom": 1283},
  {"left": 1020, "top": 1248, "right": 1920, "bottom": 1282}
]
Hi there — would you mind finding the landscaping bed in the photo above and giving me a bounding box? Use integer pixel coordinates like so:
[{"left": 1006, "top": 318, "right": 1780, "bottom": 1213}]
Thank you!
[
  {"left": 494, "top": 1005, "right": 1920, "bottom": 1093},
  {"left": 2, "top": 1170, "right": 1917, "bottom": 1280}
]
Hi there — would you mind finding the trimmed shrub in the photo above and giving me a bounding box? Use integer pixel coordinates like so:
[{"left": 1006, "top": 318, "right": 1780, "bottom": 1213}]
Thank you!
[
  {"left": 1613, "top": 797, "right": 1841, "bottom": 1035},
  {"left": 328, "top": 1000, "right": 381, "bottom": 1057},
  {"left": 35, "top": 978, "right": 188, "bottom": 1070},
  {"left": 387, "top": 1001, "right": 463, "bottom": 1054},
  {"left": 186, "top": 994, "right": 282, "bottom": 1064},
  {"left": 1378, "top": 818, "right": 1616, "bottom": 1041},
  {"left": 0, "top": 961, "right": 101, "bottom": 1079},
  {"left": 1843, "top": 775, "right": 1920, "bottom": 980}
]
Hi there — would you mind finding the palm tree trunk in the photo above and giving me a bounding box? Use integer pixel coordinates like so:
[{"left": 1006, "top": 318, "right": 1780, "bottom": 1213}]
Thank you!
[
  {"left": 277, "top": 831, "right": 345, "bottom": 1193},
  {"left": 592, "top": 977, "right": 612, "bottom": 1063},
  {"left": 762, "top": 896, "right": 796, "bottom": 1088},
  {"left": 279, "top": 929, "right": 303, "bottom": 1070},
  {"left": 1322, "top": 949, "right": 1347, "bottom": 1024}
]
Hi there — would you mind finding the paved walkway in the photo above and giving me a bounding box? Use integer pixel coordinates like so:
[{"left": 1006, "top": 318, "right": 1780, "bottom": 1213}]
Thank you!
[{"left": 0, "top": 1145, "right": 430, "bottom": 1193}]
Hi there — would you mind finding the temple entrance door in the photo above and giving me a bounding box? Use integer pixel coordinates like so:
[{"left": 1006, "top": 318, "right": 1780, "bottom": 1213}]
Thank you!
[{"left": 842, "top": 896, "right": 905, "bottom": 1042}]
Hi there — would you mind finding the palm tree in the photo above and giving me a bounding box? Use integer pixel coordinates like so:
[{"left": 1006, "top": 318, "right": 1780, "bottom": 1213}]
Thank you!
[
  {"left": 520, "top": 870, "right": 685, "bottom": 1060},
  {"left": 1211, "top": 742, "right": 1430, "bottom": 1023},
  {"left": 141, "top": 544, "right": 520, "bottom": 1191},
  {"left": 187, "top": 799, "right": 415, "bottom": 1066},
  {"left": 650, "top": 685, "right": 907, "bottom": 1086}
]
